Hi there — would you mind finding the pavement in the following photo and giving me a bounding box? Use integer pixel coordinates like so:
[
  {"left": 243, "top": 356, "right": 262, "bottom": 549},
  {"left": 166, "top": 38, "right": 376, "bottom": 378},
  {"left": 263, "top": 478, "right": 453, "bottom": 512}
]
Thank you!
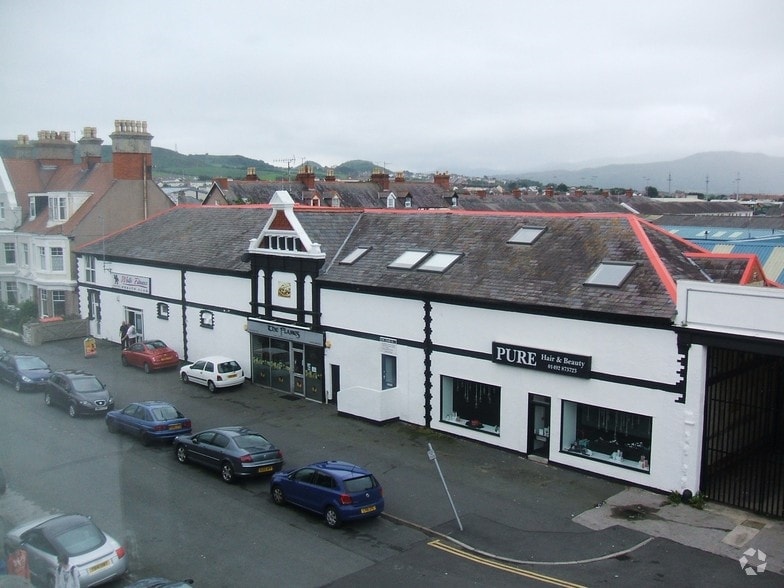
[{"left": 0, "top": 334, "right": 782, "bottom": 585}]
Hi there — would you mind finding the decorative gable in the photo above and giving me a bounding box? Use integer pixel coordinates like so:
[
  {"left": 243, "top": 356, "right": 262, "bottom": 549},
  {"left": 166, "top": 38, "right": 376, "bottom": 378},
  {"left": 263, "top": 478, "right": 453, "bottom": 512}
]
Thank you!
[{"left": 248, "top": 191, "right": 325, "bottom": 259}]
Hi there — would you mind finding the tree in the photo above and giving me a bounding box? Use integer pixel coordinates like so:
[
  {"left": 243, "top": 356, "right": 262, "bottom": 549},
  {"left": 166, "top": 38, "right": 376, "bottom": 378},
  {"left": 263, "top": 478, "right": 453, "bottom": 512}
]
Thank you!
[{"left": 645, "top": 186, "right": 659, "bottom": 198}]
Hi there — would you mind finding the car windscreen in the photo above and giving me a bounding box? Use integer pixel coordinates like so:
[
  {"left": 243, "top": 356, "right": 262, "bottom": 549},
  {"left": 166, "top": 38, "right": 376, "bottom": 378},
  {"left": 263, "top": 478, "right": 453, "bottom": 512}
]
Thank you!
[
  {"left": 147, "top": 340, "right": 168, "bottom": 349},
  {"left": 16, "top": 356, "right": 48, "bottom": 370},
  {"left": 70, "top": 376, "right": 104, "bottom": 393},
  {"left": 217, "top": 361, "right": 241, "bottom": 374},
  {"left": 53, "top": 522, "right": 106, "bottom": 556},
  {"left": 343, "top": 475, "right": 377, "bottom": 493}
]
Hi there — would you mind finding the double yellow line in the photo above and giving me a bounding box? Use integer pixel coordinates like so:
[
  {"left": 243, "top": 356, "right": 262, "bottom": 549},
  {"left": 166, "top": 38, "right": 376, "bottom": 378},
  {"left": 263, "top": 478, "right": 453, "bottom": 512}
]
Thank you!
[{"left": 429, "top": 539, "right": 586, "bottom": 588}]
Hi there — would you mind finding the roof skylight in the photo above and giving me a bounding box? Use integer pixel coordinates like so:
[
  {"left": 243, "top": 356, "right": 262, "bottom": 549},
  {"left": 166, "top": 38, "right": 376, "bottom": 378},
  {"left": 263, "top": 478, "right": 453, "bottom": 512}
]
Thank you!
[
  {"left": 340, "top": 247, "right": 371, "bottom": 265},
  {"left": 585, "top": 262, "right": 636, "bottom": 287},
  {"left": 509, "top": 226, "right": 546, "bottom": 244},
  {"left": 417, "top": 252, "right": 462, "bottom": 273},
  {"left": 388, "top": 250, "right": 431, "bottom": 269}
]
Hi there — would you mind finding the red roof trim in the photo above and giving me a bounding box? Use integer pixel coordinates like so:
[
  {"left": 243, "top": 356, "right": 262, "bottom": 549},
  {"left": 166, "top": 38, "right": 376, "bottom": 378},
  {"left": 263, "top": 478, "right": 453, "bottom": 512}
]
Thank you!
[{"left": 627, "top": 216, "right": 677, "bottom": 302}]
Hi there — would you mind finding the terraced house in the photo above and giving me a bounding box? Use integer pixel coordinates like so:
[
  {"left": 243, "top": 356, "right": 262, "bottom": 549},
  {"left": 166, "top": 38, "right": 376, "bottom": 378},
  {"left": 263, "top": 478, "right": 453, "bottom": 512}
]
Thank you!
[
  {"left": 75, "top": 191, "right": 784, "bottom": 518},
  {"left": 0, "top": 121, "right": 174, "bottom": 323}
]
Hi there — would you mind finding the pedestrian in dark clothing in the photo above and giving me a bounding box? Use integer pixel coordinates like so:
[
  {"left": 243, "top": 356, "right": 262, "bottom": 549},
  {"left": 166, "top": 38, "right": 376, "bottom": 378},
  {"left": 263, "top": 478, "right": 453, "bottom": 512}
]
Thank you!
[{"left": 120, "top": 321, "right": 129, "bottom": 349}]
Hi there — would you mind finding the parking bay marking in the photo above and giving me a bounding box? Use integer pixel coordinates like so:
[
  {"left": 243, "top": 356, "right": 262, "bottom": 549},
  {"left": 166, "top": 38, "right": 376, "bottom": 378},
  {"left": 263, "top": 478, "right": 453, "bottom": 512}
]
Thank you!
[{"left": 428, "top": 540, "right": 586, "bottom": 588}]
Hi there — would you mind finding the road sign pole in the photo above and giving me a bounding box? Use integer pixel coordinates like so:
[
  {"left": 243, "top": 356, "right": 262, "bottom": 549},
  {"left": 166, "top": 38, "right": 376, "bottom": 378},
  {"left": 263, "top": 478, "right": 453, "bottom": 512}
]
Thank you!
[{"left": 427, "top": 442, "right": 463, "bottom": 531}]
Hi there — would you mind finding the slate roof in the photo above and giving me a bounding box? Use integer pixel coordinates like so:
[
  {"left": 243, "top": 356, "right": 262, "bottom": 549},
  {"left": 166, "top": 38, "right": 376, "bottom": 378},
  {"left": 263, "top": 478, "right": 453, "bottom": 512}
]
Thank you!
[
  {"left": 77, "top": 205, "right": 774, "bottom": 321},
  {"left": 76, "top": 205, "right": 363, "bottom": 273},
  {"left": 205, "top": 178, "right": 453, "bottom": 209}
]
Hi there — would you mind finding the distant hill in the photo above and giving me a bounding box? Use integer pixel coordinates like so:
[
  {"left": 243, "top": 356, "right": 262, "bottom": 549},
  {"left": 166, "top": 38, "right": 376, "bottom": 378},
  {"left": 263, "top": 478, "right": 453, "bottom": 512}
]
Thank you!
[
  {"left": 512, "top": 152, "right": 784, "bottom": 196},
  {"left": 1, "top": 139, "right": 781, "bottom": 195}
]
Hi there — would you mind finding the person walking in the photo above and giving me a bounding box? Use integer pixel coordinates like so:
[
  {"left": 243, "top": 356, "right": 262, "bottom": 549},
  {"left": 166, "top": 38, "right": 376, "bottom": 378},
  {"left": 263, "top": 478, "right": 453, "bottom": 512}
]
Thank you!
[
  {"left": 125, "top": 323, "right": 137, "bottom": 347},
  {"left": 55, "top": 554, "right": 79, "bottom": 588},
  {"left": 120, "top": 321, "right": 129, "bottom": 349}
]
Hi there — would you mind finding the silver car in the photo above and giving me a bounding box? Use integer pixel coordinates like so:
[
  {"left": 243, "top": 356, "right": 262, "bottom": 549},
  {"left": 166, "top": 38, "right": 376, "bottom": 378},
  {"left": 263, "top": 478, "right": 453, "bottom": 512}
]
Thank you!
[{"left": 3, "top": 513, "right": 128, "bottom": 587}]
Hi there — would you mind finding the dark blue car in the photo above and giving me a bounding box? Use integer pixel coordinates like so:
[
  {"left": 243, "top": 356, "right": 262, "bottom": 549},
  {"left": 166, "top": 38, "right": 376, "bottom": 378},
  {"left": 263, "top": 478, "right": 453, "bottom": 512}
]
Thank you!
[
  {"left": 270, "top": 460, "right": 384, "bottom": 528},
  {"left": 106, "top": 401, "right": 192, "bottom": 445},
  {"left": 0, "top": 353, "right": 52, "bottom": 392}
]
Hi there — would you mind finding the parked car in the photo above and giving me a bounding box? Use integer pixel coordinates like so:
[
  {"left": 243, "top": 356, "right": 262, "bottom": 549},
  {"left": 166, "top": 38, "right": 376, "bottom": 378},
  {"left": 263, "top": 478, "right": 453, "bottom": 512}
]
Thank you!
[
  {"left": 179, "top": 356, "right": 244, "bottom": 392},
  {"left": 106, "top": 401, "right": 192, "bottom": 445},
  {"left": 270, "top": 460, "right": 384, "bottom": 528},
  {"left": 121, "top": 340, "right": 180, "bottom": 373},
  {"left": 0, "top": 352, "right": 52, "bottom": 392},
  {"left": 44, "top": 370, "right": 114, "bottom": 418},
  {"left": 3, "top": 513, "right": 128, "bottom": 587},
  {"left": 174, "top": 426, "right": 283, "bottom": 483},
  {"left": 126, "top": 579, "right": 193, "bottom": 588}
]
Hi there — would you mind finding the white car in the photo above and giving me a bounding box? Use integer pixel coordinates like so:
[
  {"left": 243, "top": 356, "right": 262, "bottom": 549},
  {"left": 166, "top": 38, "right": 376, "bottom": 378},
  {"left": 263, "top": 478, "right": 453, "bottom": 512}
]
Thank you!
[
  {"left": 179, "top": 356, "right": 245, "bottom": 392},
  {"left": 3, "top": 513, "right": 128, "bottom": 587}
]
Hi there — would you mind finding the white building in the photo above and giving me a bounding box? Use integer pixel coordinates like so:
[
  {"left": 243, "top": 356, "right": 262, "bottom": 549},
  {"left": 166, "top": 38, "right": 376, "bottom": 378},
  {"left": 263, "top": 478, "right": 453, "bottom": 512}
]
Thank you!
[{"left": 75, "top": 191, "right": 784, "bottom": 517}]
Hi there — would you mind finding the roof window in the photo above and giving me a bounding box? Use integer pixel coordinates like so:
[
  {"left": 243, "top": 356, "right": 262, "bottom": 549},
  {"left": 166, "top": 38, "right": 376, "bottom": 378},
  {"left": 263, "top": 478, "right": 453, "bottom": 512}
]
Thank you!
[
  {"left": 509, "top": 226, "right": 546, "bottom": 244},
  {"left": 388, "top": 250, "right": 430, "bottom": 269},
  {"left": 417, "top": 252, "right": 462, "bottom": 273},
  {"left": 585, "top": 262, "right": 636, "bottom": 287},
  {"left": 340, "top": 247, "right": 371, "bottom": 265}
]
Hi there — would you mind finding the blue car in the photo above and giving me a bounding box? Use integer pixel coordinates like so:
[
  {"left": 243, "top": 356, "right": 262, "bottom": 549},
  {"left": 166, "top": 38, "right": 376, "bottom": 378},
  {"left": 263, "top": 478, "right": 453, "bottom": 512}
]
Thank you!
[
  {"left": 0, "top": 352, "right": 52, "bottom": 392},
  {"left": 270, "top": 460, "right": 384, "bottom": 528},
  {"left": 106, "top": 401, "right": 192, "bottom": 445}
]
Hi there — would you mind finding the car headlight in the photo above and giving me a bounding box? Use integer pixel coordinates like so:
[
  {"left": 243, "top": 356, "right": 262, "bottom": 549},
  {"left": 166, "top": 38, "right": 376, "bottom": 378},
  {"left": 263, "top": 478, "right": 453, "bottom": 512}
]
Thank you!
[
  {"left": 79, "top": 400, "right": 92, "bottom": 407},
  {"left": 21, "top": 375, "right": 32, "bottom": 383}
]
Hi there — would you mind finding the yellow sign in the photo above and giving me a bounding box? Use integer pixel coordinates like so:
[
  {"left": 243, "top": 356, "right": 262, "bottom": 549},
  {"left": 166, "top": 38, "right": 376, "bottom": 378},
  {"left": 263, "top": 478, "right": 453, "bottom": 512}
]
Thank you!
[{"left": 84, "top": 337, "right": 97, "bottom": 358}]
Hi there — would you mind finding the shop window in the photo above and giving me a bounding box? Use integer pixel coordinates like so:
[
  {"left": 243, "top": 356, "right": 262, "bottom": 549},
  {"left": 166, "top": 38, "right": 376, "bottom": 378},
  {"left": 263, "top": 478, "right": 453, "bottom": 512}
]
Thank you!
[
  {"left": 440, "top": 376, "right": 500, "bottom": 435},
  {"left": 561, "top": 401, "right": 651, "bottom": 472},
  {"left": 157, "top": 303, "right": 170, "bottom": 320},
  {"left": 199, "top": 310, "right": 214, "bottom": 329},
  {"left": 381, "top": 354, "right": 396, "bottom": 390}
]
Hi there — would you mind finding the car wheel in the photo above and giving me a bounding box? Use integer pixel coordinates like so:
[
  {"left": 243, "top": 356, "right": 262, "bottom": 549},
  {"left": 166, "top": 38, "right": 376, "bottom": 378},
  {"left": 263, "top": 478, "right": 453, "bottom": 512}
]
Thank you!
[
  {"left": 143, "top": 363, "right": 151, "bottom": 374},
  {"left": 107, "top": 420, "right": 119, "bottom": 433},
  {"left": 175, "top": 445, "right": 189, "bottom": 464},
  {"left": 220, "top": 462, "right": 236, "bottom": 484},
  {"left": 181, "top": 372, "right": 189, "bottom": 383},
  {"left": 324, "top": 505, "right": 341, "bottom": 529},
  {"left": 68, "top": 404, "right": 78, "bottom": 418},
  {"left": 207, "top": 380, "right": 216, "bottom": 393},
  {"left": 271, "top": 485, "right": 286, "bottom": 505},
  {"left": 14, "top": 380, "right": 22, "bottom": 393},
  {"left": 44, "top": 392, "right": 53, "bottom": 406},
  {"left": 140, "top": 432, "right": 152, "bottom": 446}
]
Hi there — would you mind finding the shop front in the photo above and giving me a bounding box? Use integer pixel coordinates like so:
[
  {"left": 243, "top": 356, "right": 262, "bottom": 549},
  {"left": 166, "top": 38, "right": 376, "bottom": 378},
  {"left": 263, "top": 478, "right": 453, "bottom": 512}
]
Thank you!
[{"left": 248, "top": 318, "right": 325, "bottom": 401}]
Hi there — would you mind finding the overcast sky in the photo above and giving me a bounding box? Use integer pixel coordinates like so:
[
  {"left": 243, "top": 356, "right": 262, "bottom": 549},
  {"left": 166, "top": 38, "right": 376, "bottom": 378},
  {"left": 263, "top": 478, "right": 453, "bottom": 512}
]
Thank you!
[{"left": 2, "top": 1, "right": 782, "bottom": 175}]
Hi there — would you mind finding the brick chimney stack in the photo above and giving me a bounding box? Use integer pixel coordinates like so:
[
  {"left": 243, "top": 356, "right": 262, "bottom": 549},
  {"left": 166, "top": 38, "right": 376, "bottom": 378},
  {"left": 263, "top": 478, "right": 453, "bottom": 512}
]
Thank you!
[
  {"left": 296, "top": 164, "right": 316, "bottom": 190},
  {"left": 14, "top": 135, "right": 34, "bottom": 159},
  {"left": 245, "top": 167, "right": 258, "bottom": 181},
  {"left": 324, "top": 168, "right": 336, "bottom": 182},
  {"left": 394, "top": 171, "right": 405, "bottom": 183},
  {"left": 110, "top": 119, "right": 153, "bottom": 180},
  {"left": 35, "top": 130, "right": 76, "bottom": 164},
  {"left": 371, "top": 168, "right": 390, "bottom": 190},
  {"left": 433, "top": 171, "right": 450, "bottom": 190},
  {"left": 78, "top": 127, "right": 103, "bottom": 168}
]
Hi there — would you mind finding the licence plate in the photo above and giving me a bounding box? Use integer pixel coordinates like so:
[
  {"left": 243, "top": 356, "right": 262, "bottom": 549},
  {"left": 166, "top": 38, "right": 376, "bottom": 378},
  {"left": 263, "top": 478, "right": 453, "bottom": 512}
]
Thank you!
[
  {"left": 361, "top": 505, "right": 377, "bottom": 514},
  {"left": 258, "top": 465, "right": 273, "bottom": 473},
  {"left": 95, "top": 406, "right": 107, "bottom": 411},
  {"left": 88, "top": 560, "right": 111, "bottom": 574},
  {"left": 169, "top": 424, "right": 182, "bottom": 430},
  {"left": 227, "top": 374, "right": 237, "bottom": 378}
]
